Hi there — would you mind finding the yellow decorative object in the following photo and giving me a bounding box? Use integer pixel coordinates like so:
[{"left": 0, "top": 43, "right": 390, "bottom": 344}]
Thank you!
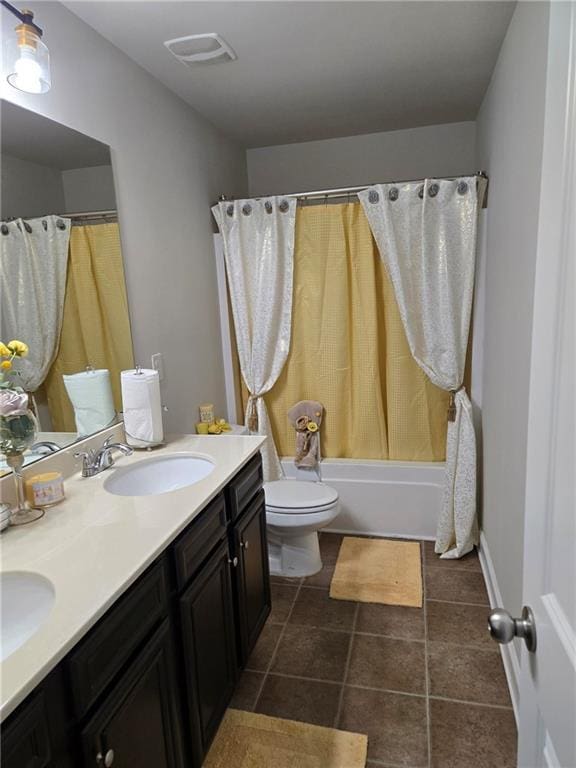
[
  {"left": 196, "top": 422, "right": 209, "bottom": 434},
  {"left": 199, "top": 403, "right": 215, "bottom": 424},
  {"left": 1, "top": 360, "right": 12, "bottom": 370},
  {"left": 260, "top": 203, "right": 450, "bottom": 461},
  {"left": 0, "top": 343, "right": 10, "bottom": 357},
  {"left": 215, "top": 418, "right": 232, "bottom": 432},
  {"left": 44, "top": 223, "right": 134, "bottom": 432},
  {"left": 208, "top": 423, "right": 222, "bottom": 434},
  {"left": 307, "top": 421, "right": 318, "bottom": 433},
  {"left": 7, "top": 340, "right": 28, "bottom": 357},
  {"left": 25, "top": 471, "right": 65, "bottom": 508}
]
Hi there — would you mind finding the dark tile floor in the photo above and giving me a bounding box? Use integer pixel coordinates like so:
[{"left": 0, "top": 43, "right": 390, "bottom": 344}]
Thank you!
[{"left": 230, "top": 533, "right": 518, "bottom": 768}]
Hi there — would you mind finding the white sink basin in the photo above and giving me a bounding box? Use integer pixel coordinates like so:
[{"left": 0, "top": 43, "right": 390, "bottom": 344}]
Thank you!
[
  {"left": 103, "top": 453, "right": 215, "bottom": 497},
  {"left": 1, "top": 572, "right": 55, "bottom": 661}
]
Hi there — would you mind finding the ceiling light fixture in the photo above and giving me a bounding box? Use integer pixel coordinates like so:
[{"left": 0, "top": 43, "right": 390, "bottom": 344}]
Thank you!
[{"left": 1, "top": 1, "right": 50, "bottom": 94}]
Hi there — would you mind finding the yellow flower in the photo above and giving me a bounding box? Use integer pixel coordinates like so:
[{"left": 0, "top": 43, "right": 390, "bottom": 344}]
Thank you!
[
  {"left": 307, "top": 421, "right": 319, "bottom": 433},
  {"left": 0, "top": 342, "right": 10, "bottom": 357},
  {"left": 7, "top": 340, "right": 28, "bottom": 357},
  {"left": 208, "top": 423, "right": 223, "bottom": 434},
  {"left": 0, "top": 360, "right": 12, "bottom": 370}
]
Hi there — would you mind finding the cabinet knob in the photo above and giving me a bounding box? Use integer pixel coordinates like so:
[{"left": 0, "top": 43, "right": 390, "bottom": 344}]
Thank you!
[
  {"left": 96, "top": 749, "right": 114, "bottom": 767},
  {"left": 228, "top": 556, "right": 239, "bottom": 568},
  {"left": 241, "top": 540, "right": 249, "bottom": 550}
]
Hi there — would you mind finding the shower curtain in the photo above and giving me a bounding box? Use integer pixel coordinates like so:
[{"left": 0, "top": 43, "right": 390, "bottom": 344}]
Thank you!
[
  {"left": 359, "top": 178, "right": 479, "bottom": 558},
  {"left": 0, "top": 215, "right": 70, "bottom": 393},
  {"left": 44, "top": 222, "right": 134, "bottom": 432},
  {"left": 263, "top": 202, "right": 449, "bottom": 461},
  {"left": 212, "top": 197, "right": 296, "bottom": 482}
]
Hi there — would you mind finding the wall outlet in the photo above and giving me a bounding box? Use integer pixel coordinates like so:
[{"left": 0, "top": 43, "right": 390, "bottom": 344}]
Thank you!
[{"left": 151, "top": 352, "right": 165, "bottom": 381}]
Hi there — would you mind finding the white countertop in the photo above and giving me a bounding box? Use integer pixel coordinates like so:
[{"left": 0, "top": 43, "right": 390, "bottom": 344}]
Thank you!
[{"left": 0, "top": 434, "right": 265, "bottom": 721}]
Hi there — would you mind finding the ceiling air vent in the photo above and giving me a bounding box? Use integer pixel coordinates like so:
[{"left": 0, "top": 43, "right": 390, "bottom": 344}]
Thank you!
[{"left": 164, "top": 33, "right": 237, "bottom": 67}]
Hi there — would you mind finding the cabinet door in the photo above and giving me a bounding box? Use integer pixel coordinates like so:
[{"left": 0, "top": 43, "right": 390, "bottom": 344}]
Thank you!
[
  {"left": 234, "top": 490, "right": 271, "bottom": 665},
  {"left": 1, "top": 692, "right": 51, "bottom": 768},
  {"left": 179, "top": 539, "right": 237, "bottom": 756},
  {"left": 80, "top": 620, "right": 183, "bottom": 768}
]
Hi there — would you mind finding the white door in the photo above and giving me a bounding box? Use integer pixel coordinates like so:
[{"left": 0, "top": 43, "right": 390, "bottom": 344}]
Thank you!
[{"left": 517, "top": 2, "right": 575, "bottom": 765}]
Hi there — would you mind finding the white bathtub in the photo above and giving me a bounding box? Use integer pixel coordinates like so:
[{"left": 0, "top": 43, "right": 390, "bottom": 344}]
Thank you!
[{"left": 280, "top": 458, "right": 444, "bottom": 540}]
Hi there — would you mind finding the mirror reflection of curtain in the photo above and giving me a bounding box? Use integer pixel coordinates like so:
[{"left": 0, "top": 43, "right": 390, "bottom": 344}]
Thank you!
[
  {"left": 0, "top": 215, "right": 70, "bottom": 392},
  {"left": 264, "top": 202, "right": 450, "bottom": 461},
  {"left": 44, "top": 222, "right": 134, "bottom": 432}
]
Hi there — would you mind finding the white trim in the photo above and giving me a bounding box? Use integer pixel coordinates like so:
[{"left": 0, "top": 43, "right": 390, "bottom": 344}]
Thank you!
[
  {"left": 213, "top": 233, "right": 238, "bottom": 424},
  {"left": 478, "top": 530, "right": 520, "bottom": 724}
]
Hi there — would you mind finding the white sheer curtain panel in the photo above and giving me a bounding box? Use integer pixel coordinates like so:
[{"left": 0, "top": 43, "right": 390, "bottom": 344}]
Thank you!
[
  {"left": 359, "top": 178, "right": 479, "bottom": 558},
  {"left": 0, "top": 215, "right": 71, "bottom": 393},
  {"left": 212, "top": 197, "right": 296, "bottom": 481}
]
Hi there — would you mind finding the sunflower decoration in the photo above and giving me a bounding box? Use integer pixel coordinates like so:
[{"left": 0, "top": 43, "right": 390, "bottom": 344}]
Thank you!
[{"left": 0, "top": 340, "right": 29, "bottom": 388}]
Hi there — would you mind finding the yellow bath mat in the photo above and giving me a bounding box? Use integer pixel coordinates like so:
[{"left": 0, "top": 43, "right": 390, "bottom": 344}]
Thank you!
[
  {"left": 330, "top": 537, "right": 423, "bottom": 608},
  {"left": 204, "top": 709, "right": 368, "bottom": 768}
]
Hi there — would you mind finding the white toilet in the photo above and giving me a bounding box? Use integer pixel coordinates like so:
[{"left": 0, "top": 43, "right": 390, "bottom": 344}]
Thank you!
[{"left": 264, "top": 480, "right": 340, "bottom": 578}]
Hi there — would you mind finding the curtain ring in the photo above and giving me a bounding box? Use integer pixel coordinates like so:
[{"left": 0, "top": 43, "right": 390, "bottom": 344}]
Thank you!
[
  {"left": 56, "top": 219, "right": 67, "bottom": 230},
  {"left": 457, "top": 181, "right": 469, "bottom": 195},
  {"left": 388, "top": 187, "right": 399, "bottom": 202},
  {"left": 264, "top": 200, "right": 273, "bottom": 214},
  {"left": 368, "top": 189, "right": 379, "bottom": 204},
  {"left": 226, "top": 204, "right": 234, "bottom": 217},
  {"left": 279, "top": 199, "right": 289, "bottom": 213},
  {"left": 24, "top": 221, "right": 32, "bottom": 233},
  {"left": 1, "top": 224, "right": 9, "bottom": 235},
  {"left": 242, "top": 203, "right": 252, "bottom": 216},
  {"left": 428, "top": 183, "right": 440, "bottom": 198}
]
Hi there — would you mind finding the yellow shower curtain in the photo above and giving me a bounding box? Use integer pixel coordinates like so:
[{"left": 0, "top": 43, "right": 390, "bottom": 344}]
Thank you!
[
  {"left": 44, "top": 223, "right": 134, "bottom": 432},
  {"left": 263, "top": 202, "right": 449, "bottom": 461}
]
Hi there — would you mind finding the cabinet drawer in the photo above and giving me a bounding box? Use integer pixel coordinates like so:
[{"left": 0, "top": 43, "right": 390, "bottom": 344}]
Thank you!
[
  {"left": 173, "top": 493, "right": 227, "bottom": 590},
  {"left": 1, "top": 692, "right": 51, "bottom": 768},
  {"left": 225, "top": 454, "right": 263, "bottom": 522},
  {"left": 68, "top": 558, "right": 168, "bottom": 718}
]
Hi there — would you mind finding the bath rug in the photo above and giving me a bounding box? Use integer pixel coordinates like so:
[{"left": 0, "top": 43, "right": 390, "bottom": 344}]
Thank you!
[
  {"left": 330, "top": 537, "right": 422, "bottom": 608},
  {"left": 204, "top": 709, "right": 368, "bottom": 768}
]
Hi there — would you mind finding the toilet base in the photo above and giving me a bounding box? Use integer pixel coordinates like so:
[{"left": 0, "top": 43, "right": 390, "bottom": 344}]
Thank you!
[{"left": 268, "top": 531, "right": 322, "bottom": 578}]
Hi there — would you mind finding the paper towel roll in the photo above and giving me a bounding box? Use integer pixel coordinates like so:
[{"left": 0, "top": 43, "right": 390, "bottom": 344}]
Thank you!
[
  {"left": 63, "top": 369, "right": 116, "bottom": 437},
  {"left": 121, "top": 368, "right": 164, "bottom": 447}
]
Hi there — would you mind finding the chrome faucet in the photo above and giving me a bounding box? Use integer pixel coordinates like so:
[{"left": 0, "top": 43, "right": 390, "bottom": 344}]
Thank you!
[
  {"left": 30, "top": 441, "right": 61, "bottom": 454},
  {"left": 74, "top": 437, "right": 133, "bottom": 478}
]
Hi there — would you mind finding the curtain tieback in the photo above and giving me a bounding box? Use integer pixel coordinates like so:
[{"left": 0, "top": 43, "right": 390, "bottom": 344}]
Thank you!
[
  {"left": 247, "top": 395, "right": 260, "bottom": 432},
  {"left": 447, "top": 385, "right": 465, "bottom": 422}
]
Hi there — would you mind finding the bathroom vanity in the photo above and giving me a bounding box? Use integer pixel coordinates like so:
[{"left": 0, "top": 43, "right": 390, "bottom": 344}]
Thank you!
[{"left": 0, "top": 436, "right": 269, "bottom": 768}]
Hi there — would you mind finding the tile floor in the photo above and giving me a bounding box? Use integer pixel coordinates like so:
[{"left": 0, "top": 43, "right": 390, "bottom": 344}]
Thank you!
[{"left": 230, "top": 533, "right": 518, "bottom": 768}]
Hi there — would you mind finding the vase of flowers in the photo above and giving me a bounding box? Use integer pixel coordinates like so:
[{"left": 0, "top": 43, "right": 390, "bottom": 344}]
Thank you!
[{"left": 0, "top": 340, "right": 43, "bottom": 525}]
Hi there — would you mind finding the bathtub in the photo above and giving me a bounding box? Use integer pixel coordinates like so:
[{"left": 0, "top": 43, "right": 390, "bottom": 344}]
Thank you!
[{"left": 280, "top": 458, "right": 444, "bottom": 540}]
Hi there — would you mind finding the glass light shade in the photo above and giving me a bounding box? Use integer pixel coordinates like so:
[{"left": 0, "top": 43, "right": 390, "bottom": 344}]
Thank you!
[{"left": 6, "top": 26, "right": 50, "bottom": 94}]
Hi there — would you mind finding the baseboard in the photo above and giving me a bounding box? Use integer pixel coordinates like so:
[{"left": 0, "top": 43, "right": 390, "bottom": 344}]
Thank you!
[
  {"left": 326, "top": 527, "right": 435, "bottom": 542},
  {"left": 478, "top": 530, "right": 521, "bottom": 724}
]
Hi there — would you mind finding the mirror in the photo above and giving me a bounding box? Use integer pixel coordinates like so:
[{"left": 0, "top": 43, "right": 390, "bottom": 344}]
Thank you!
[{"left": 0, "top": 100, "right": 134, "bottom": 475}]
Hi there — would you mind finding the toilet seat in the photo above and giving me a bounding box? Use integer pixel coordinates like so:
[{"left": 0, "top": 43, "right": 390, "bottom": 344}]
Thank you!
[{"left": 264, "top": 480, "right": 338, "bottom": 515}]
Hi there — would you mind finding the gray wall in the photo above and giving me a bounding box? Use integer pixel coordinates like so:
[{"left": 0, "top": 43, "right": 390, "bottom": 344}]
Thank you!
[
  {"left": 62, "top": 165, "right": 116, "bottom": 212},
  {"left": 475, "top": 1, "right": 550, "bottom": 656},
  {"left": 1, "top": 153, "right": 65, "bottom": 218},
  {"left": 247, "top": 121, "right": 476, "bottom": 196},
  {"left": 1, "top": 1, "right": 248, "bottom": 432}
]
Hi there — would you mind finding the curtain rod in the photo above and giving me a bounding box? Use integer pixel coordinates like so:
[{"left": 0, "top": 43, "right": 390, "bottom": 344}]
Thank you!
[
  {"left": 1, "top": 210, "right": 117, "bottom": 222},
  {"left": 218, "top": 171, "right": 489, "bottom": 209}
]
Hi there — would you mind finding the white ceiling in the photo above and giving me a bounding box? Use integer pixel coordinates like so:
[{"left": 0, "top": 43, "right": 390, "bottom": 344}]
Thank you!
[
  {"left": 1, "top": 100, "right": 111, "bottom": 168},
  {"left": 65, "top": 1, "right": 515, "bottom": 149}
]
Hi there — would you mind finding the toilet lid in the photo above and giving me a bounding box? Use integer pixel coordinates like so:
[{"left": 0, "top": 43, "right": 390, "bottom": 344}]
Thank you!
[{"left": 264, "top": 480, "right": 338, "bottom": 512}]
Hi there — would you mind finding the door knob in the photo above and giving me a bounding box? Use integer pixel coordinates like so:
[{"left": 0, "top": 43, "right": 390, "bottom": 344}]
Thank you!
[
  {"left": 241, "top": 540, "right": 249, "bottom": 550},
  {"left": 488, "top": 605, "right": 537, "bottom": 652},
  {"left": 228, "top": 556, "right": 238, "bottom": 568}
]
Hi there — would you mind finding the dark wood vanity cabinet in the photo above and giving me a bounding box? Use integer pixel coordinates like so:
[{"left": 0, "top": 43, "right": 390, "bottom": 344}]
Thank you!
[
  {"left": 231, "top": 489, "right": 271, "bottom": 666},
  {"left": 80, "top": 620, "right": 184, "bottom": 768},
  {"left": 179, "top": 539, "right": 238, "bottom": 757},
  {"left": 1, "top": 452, "right": 269, "bottom": 768}
]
